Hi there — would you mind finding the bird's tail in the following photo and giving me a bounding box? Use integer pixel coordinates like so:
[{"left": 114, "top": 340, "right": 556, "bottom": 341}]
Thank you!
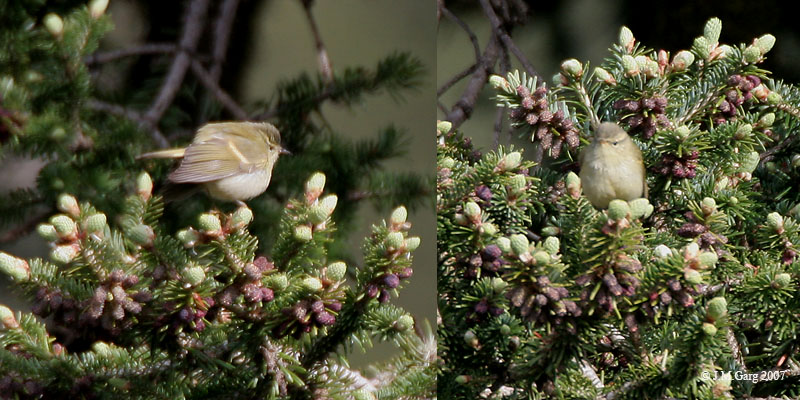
[{"left": 137, "top": 148, "right": 186, "bottom": 160}]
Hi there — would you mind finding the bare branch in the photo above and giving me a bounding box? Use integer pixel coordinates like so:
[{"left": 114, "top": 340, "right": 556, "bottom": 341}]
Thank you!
[
  {"left": 301, "top": 0, "right": 333, "bottom": 83},
  {"left": 86, "top": 99, "right": 168, "bottom": 147},
  {"left": 209, "top": 0, "right": 240, "bottom": 82},
  {"left": 144, "top": 0, "right": 211, "bottom": 131},
  {"left": 440, "top": 5, "right": 481, "bottom": 63},
  {"left": 190, "top": 60, "right": 249, "bottom": 120},
  {"left": 478, "top": 0, "right": 540, "bottom": 81},
  {"left": 84, "top": 43, "right": 177, "bottom": 65},
  {"left": 444, "top": 34, "right": 501, "bottom": 127}
]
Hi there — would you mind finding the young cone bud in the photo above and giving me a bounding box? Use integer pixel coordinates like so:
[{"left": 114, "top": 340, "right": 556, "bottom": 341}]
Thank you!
[
  {"left": 231, "top": 206, "right": 254, "bottom": 229},
  {"left": 654, "top": 244, "right": 672, "bottom": 259},
  {"left": 594, "top": 67, "right": 616, "bottom": 85},
  {"left": 766, "top": 212, "right": 784, "bottom": 232},
  {"left": 266, "top": 273, "right": 289, "bottom": 291},
  {"left": 51, "top": 244, "right": 80, "bottom": 264},
  {"left": 137, "top": 172, "right": 153, "bottom": 200},
  {"left": 496, "top": 237, "right": 512, "bottom": 254},
  {"left": 607, "top": 199, "right": 630, "bottom": 221},
  {"left": 390, "top": 206, "right": 408, "bottom": 225},
  {"left": 198, "top": 213, "right": 222, "bottom": 233},
  {"left": 707, "top": 297, "right": 728, "bottom": 320},
  {"left": 0, "top": 304, "right": 19, "bottom": 329},
  {"left": 533, "top": 251, "right": 550, "bottom": 265},
  {"left": 621, "top": 55, "right": 639, "bottom": 76},
  {"left": 618, "top": 26, "right": 634, "bottom": 50},
  {"left": 405, "top": 236, "right": 421, "bottom": 252},
  {"left": 294, "top": 225, "right": 313, "bottom": 242},
  {"left": 85, "top": 213, "right": 107, "bottom": 233},
  {"left": 127, "top": 224, "right": 155, "bottom": 246},
  {"left": 702, "top": 322, "right": 718, "bottom": 336},
  {"left": 176, "top": 228, "right": 200, "bottom": 247},
  {"left": 182, "top": 265, "right": 206, "bottom": 286},
  {"left": 560, "top": 59, "right": 583, "bottom": 78},
  {"left": 464, "top": 201, "right": 481, "bottom": 220},
  {"left": 300, "top": 276, "right": 323, "bottom": 292},
  {"left": 437, "top": 120, "right": 453, "bottom": 135},
  {"left": 543, "top": 236, "right": 560, "bottom": 255},
  {"left": 0, "top": 252, "right": 30, "bottom": 281},
  {"left": 326, "top": 261, "right": 347, "bottom": 282},
  {"left": 509, "top": 234, "right": 529, "bottom": 256},
  {"left": 36, "top": 224, "right": 59, "bottom": 242},
  {"left": 671, "top": 50, "right": 695, "bottom": 71},
  {"left": 703, "top": 17, "right": 722, "bottom": 44},
  {"left": 43, "top": 13, "right": 64, "bottom": 38},
  {"left": 57, "top": 194, "right": 80, "bottom": 217},
  {"left": 629, "top": 198, "right": 653, "bottom": 219},
  {"left": 773, "top": 273, "right": 791, "bottom": 288},
  {"left": 385, "top": 232, "right": 405, "bottom": 250},
  {"left": 50, "top": 215, "right": 76, "bottom": 237},
  {"left": 498, "top": 152, "right": 521, "bottom": 171},
  {"left": 489, "top": 75, "right": 513, "bottom": 92},
  {"left": 743, "top": 45, "right": 761, "bottom": 64},
  {"left": 701, "top": 197, "right": 717, "bottom": 215},
  {"left": 394, "top": 314, "right": 414, "bottom": 332},
  {"left": 305, "top": 172, "right": 326, "bottom": 200},
  {"left": 685, "top": 269, "right": 703, "bottom": 285},
  {"left": 755, "top": 34, "right": 776, "bottom": 54},
  {"left": 698, "top": 251, "right": 718, "bottom": 268},
  {"left": 89, "top": 0, "right": 109, "bottom": 18}
]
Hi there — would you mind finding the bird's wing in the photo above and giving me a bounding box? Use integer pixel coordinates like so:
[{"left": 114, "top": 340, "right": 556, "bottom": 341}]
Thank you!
[
  {"left": 168, "top": 135, "right": 265, "bottom": 183},
  {"left": 137, "top": 148, "right": 186, "bottom": 160}
]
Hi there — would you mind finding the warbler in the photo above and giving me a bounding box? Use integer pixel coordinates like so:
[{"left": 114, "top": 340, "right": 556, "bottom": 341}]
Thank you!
[
  {"left": 139, "top": 121, "right": 289, "bottom": 203},
  {"left": 579, "top": 122, "right": 647, "bottom": 208}
]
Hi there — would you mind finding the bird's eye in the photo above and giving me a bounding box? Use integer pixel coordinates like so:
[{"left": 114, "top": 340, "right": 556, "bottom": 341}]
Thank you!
[{"left": 612, "top": 141, "right": 618, "bottom": 146}]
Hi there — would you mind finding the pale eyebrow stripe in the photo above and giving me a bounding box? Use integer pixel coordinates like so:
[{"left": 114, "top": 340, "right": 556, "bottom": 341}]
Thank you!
[{"left": 227, "top": 140, "right": 250, "bottom": 164}]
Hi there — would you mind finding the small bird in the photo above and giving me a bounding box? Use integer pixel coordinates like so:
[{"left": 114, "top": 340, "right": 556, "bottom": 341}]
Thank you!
[
  {"left": 139, "top": 121, "right": 289, "bottom": 203},
  {"left": 579, "top": 122, "right": 647, "bottom": 208}
]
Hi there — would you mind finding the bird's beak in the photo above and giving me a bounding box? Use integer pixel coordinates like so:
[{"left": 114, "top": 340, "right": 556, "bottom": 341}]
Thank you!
[{"left": 280, "top": 147, "right": 292, "bottom": 155}]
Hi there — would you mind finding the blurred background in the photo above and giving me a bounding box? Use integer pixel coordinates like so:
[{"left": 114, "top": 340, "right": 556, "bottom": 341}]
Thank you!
[
  {"left": 1, "top": 0, "right": 435, "bottom": 366},
  {"left": 438, "top": 0, "right": 800, "bottom": 151}
]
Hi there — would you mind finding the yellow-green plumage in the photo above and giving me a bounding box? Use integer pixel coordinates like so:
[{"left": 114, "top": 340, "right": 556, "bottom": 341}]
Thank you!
[
  {"left": 579, "top": 122, "right": 647, "bottom": 208},
  {"left": 139, "top": 121, "right": 286, "bottom": 202}
]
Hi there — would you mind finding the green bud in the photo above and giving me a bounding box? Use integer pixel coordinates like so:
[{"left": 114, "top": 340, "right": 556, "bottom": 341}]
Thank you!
[
  {"left": 791, "top": 154, "right": 800, "bottom": 169},
  {"left": 703, "top": 17, "right": 722, "bottom": 43},
  {"left": 57, "top": 193, "right": 80, "bottom": 217},
  {"left": 326, "top": 261, "right": 347, "bottom": 281},
  {"left": 182, "top": 265, "right": 205, "bottom": 286},
  {"left": 774, "top": 273, "right": 791, "bottom": 288},
  {"left": 541, "top": 226, "right": 560, "bottom": 236},
  {"left": 36, "top": 223, "right": 59, "bottom": 242},
  {"left": 792, "top": 203, "right": 800, "bottom": 219},
  {"left": 455, "top": 375, "right": 470, "bottom": 385},
  {"left": 698, "top": 251, "right": 718, "bottom": 268},
  {"left": 293, "top": 225, "right": 313, "bottom": 242},
  {"left": 693, "top": 36, "right": 710, "bottom": 59},
  {"left": 498, "top": 152, "right": 521, "bottom": 171},
  {"left": 654, "top": 244, "right": 672, "bottom": 259},
  {"left": 729, "top": 196, "right": 739, "bottom": 205},
  {"left": 440, "top": 157, "right": 455, "bottom": 169},
  {"left": 463, "top": 330, "right": 478, "bottom": 347},
  {"left": 301, "top": 276, "right": 323, "bottom": 292},
  {"left": 767, "top": 212, "right": 784, "bottom": 231},
  {"left": 741, "top": 151, "right": 760, "bottom": 174},
  {"left": 50, "top": 127, "right": 67, "bottom": 141},
  {"left": 734, "top": 123, "right": 752, "bottom": 140},
  {"left": 629, "top": 198, "right": 653, "bottom": 219},
  {"left": 560, "top": 58, "right": 583, "bottom": 78},
  {"left": 231, "top": 206, "right": 254, "bottom": 229},
  {"left": 543, "top": 236, "right": 560, "bottom": 255},
  {"left": 715, "top": 177, "right": 729, "bottom": 192},
  {"left": 489, "top": 74, "right": 513, "bottom": 92},
  {"left": 621, "top": 55, "right": 639, "bottom": 76},
  {"left": 759, "top": 112, "right": 776, "bottom": 127},
  {"left": 593, "top": 67, "right": 615, "bottom": 85},
  {"left": 618, "top": 26, "right": 634, "bottom": 49},
  {"left": 50, "top": 215, "right": 76, "bottom": 237},
  {"left": 353, "top": 389, "right": 376, "bottom": 400},
  {"left": 318, "top": 195, "right": 338, "bottom": 218},
  {"left": 198, "top": 213, "right": 222, "bottom": 232},
  {"left": 43, "top": 13, "right": 64, "bottom": 38},
  {"left": 702, "top": 322, "right": 718, "bottom": 336},
  {"left": 0, "top": 304, "right": 19, "bottom": 329},
  {"left": 437, "top": 120, "right": 453, "bottom": 135},
  {"left": 89, "top": 0, "right": 109, "bottom": 18},
  {"left": 394, "top": 314, "right": 414, "bottom": 332},
  {"left": 565, "top": 171, "right": 581, "bottom": 190},
  {"left": 265, "top": 273, "right": 289, "bottom": 291},
  {"left": 84, "top": 213, "right": 107, "bottom": 233},
  {"left": 490, "top": 277, "right": 507, "bottom": 294},
  {"left": 137, "top": 172, "right": 153, "bottom": 200},
  {"left": 51, "top": 244, "right": 79, "bottom": 264},
  {"left": 671, "top": 50, "right": 695, "bottom": 71},
  {"left": 481, "top": 222, "right": 497, "bottom": 236},
  {"left": 500, "top": 324, "right": 511, "bottom": 335},
  {"left": 755, "top": 34, "right": 776, "bottom": 54},
  {"left": 92, "top": 341, "right": 113, "bottom": 357},
  {"left": 510, "top": 174, "right": 527, "bottom": 193},
  {"left": 496, "top": 237, "right": 511, "bottom": 254},
  {"left": 0, "top": 252, "right": 30, "bottom": 281},
  {"left": 675, "top": 126, "right": 691, "bottom": 140},
  {"left": 684, "top": 269, "right": 703, "bottom": 285},
  {"left": 305, "top": 172, "right": 326, "bottom": 198},
  {"left": 707, "top": 297, "right": 728, "bottom": 320},
  {"left": 127, "top": 224, "right": 155, "bottom": 246},
  {"left": 509, "top": 234, "right": 529, "bottom": 256},
  {"left": 176, "top": 228, "right": 200, "bottom": 247},
  {"left": 607, "top": 199, "right": 630, "bottom": 221},
  {"left": 308, "top": 204, "right": 329, "bottom": 225},
  {"left": 743, "top": 45, "right": 761, "bottom": 64},
  {"left": 390, "top": 206, "right": 407, "bottom": 225},
  {"left": 405, "top": 236, "right": 421, "bottom": 252},
  {"left": 464, "top": 201, "right": 481, "bottom": 220},
  {"left": 767, "top": 91, "right": 783, "bottom": 105},
  {"left": 717, "top": 44, "right": 733, "bottom": 58},
  {"left": 533, "top": 251, "right": 550, "bottom": 265},
  {"left": 701, "top": 197, "right": 717, "bottom": 215},
  {"left": 385, "top": 231, "right": 405, "bottom": 250}
]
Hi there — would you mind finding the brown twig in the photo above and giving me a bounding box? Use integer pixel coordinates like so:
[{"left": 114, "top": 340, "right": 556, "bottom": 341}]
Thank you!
[
  {"left": 144, "top": 0, "right": 211, "bottom": 130},
  {"left": 478, "top": 0, "right": 540, "bottom": 81},
  {"left": 84, "top": 43, "right": 177, "bottom": 65},
  {"left": 440, "top": 5, "right": 481, "bottom": 63},
  {"left": 444, "top": 34, "right": 501, "bottom": 127},
  {"left": 437, "top": 64, "right": 478, "bottom": 97},
  {"left": 301, "top": 0, "right": 333, "bottom": 83},
  {"left": 190, "top": 60, "right": 249, "bottom": 120}
]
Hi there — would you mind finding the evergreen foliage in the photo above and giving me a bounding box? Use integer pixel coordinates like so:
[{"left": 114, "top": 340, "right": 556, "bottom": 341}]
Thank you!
[
  {"left": 438, "top": 18, "right": 800, "bottom": 399},
  {"left": 1, "top": 1, "right": 433, "bottom": 398}
]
